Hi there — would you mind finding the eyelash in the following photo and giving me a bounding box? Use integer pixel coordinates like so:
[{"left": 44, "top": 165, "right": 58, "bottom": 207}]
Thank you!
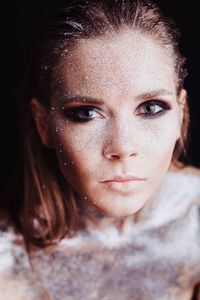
[
  {"left": 136, "top": 100, "right": 171, "bottom": 119},
  {"left": 64, "top": 105, "right": 103, "bottom": 122},
  {"left": 64, "top": 100, "right": 171, "bottom": 123}
]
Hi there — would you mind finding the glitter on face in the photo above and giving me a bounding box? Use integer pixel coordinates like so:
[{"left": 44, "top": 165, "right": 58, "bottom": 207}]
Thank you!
[{"left": 47, "top": 30, "right": 184, "bottom": 218}]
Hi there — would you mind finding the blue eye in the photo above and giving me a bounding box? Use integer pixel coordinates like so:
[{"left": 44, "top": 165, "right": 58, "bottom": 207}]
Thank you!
[
  {"left": 136, "top": 100, "right": 171, "bottom": 118},
  {"left": 64, "top": 106, "right": 103, "bottom": 122}
]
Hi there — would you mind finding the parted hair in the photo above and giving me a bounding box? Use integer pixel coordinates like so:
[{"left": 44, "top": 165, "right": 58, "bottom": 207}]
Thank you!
[{"left": 1, "top": 0, "right": 189, "bottom": 249}]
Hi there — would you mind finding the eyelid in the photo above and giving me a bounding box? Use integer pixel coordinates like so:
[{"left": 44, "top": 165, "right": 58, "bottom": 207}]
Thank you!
[
  {"left": 64, "top": 105, "right": 105, "bottom": 120},
  {"left": 135, "top": 99, "right": 171, "bottom": 111},
  {"left": 135, "top": 99, "right": 172, "bottom": 118},
  {"left": 63, "top": 99, "right": 172, "bottom": 122},
  {"left": 136, "top": 99, "right": 171, "bottom": 109}
]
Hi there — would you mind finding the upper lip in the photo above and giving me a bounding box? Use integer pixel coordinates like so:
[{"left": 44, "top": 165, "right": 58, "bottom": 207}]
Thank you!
[{"left": 101, "top": 175, "right": 146, "bottom": 182}]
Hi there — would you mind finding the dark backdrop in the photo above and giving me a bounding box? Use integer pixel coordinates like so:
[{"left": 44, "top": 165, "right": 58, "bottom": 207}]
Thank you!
[{"left": 1, "top": 1, "right": 200, "bottom": 191}]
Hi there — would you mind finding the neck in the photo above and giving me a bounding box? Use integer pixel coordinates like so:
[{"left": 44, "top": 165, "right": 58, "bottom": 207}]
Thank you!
[
  {"left": 76, "top": 179, "right": 162, "bottom": 234},
  {"left": 78, "top": 200, "right": 139, "bottom": 233}
]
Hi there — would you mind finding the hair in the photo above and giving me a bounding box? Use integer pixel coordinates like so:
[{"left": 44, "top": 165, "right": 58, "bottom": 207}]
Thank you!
[{"left": 1, "top": 0, "right": 189, "bottom": 250}]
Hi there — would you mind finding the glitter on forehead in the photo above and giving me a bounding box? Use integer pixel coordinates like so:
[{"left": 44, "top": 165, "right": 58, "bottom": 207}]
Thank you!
[
  {"left": 56, "top": 32, "right": 175, "bottom": 99},
  {"left": 45, "top": 27, "right": 182, "bottom": 223}
]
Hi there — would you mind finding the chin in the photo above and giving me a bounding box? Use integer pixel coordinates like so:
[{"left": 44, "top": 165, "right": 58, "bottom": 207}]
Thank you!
[{"left": 95, "top": 202, "right": 143, "bottom": 218}]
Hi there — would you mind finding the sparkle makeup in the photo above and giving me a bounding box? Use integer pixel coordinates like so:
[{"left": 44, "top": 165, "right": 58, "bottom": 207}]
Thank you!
[
  {"left": 62, "top": 99, "right": 171, "bottom": 122},
  {"left": 46, "top": 30, "right": 184, "bottom": 217}
]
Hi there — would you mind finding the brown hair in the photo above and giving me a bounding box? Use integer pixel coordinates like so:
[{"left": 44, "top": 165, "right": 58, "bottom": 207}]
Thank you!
[{"left": 1, "top": 0, "right": 189, "bottom": 249}]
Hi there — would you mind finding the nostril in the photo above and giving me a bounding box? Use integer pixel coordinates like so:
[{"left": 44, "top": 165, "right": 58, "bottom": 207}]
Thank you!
[
  {"left": 130, "top": 152, "right": 137, "bottom": 157},
  {"left": 103, "top": 141, "right": 138, "bottom": 160},
  {"left": 111, "top": 154, "right": 120, "bottom": 160},
  {"left": 108, "top": 152, "right": 137, "bottom": 160}
]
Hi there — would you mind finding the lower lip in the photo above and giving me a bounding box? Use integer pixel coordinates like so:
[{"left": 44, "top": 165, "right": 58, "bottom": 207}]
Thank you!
[{"left": 101, "top": 180, "right": 144, "bottom": 193}]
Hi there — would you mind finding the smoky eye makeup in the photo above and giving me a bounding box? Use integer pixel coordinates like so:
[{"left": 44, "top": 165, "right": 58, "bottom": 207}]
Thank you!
[
  {"left": 63, "top": 105, "right": 104, "bottom": 122},
  {"left": 135, "top": 99, "right": 172, "bottom": 119},
  {"left": 62, "top": 99, "right": 172, "bottom": 123}
]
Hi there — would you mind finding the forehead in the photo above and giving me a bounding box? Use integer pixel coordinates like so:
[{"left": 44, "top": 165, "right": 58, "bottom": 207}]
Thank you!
[{"left": 58, "top": 30, "right": 176, "bottom": 98}]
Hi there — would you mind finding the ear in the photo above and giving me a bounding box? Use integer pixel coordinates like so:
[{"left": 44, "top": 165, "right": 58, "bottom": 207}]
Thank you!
[
  {"left": 31, "top": 98, "right": 54, "bottom": 148},
  {"left": 176, "top": 88, "right": 187, "bottom": 139},
  {"left": 178, "top": 88, "right": 187, "bottom": 105}
]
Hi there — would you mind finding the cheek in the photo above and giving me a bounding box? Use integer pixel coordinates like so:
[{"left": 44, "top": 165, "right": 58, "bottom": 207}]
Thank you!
[
  {"left": 140, "top": 116, "right": 179, "bottom": 169},
  {"left": 51, "top": 112, "right": 179, "bottom": 180},
  {"left": 51, "top": 122, "right": 104, "bottom": 178}
]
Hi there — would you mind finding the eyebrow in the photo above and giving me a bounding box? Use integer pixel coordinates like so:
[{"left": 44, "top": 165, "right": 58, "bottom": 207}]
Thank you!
[
  {"left": 60, "top": 95, "right": 104, "bottom": 106},
  {"left": 60, "top": 88, "right": 174, "bottom": 106},
  {"left": 135, "top": 88, "right": 174, "bottom": 101}
]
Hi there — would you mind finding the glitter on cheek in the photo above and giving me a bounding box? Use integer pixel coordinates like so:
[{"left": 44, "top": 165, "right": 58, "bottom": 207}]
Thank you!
[
  {"left": 137, "top": 113, "right": 179, "bottom": 149},
  {"left": 46, "top": 31, "right": 181, "bottom": 209},
  {"left": 50, "top": 112, "right": 106, "bottom": 168},
  {"left": 127, "top": 114, "right": 180, "bottom": 176},
  {"left": 50, "top": 105, "right": 179, "bottom": 174}
]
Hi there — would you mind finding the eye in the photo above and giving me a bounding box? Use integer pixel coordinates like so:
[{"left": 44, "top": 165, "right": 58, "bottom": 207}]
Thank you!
[
  {"left": 136, "top": 100, "right": 171, "bottom": 118},
  {"left": 64, "top": 105, "right": 104, "bottom": 122}
]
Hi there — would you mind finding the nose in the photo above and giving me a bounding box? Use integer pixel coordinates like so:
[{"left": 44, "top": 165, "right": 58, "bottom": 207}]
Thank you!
[{"left": 103, "top": 119, "right": 138, "bottom": 161}]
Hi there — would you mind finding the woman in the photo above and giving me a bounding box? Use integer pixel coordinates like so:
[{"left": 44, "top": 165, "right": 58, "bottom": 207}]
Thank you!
[{"left": 0, "top": 0, "right": 199, "bottom": 299}]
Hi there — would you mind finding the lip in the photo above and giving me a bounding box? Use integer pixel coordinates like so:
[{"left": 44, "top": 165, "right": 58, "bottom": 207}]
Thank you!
[{"left": 100, "top": 176, "right": 146, "bottom": 193}]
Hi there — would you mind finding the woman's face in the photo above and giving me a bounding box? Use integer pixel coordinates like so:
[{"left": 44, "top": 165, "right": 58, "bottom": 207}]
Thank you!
[{"left": 44, "top": 31, "right": 185, "bottom": 217}]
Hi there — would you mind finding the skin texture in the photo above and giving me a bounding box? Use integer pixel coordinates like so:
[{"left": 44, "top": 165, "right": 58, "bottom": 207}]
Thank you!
[
  {"left": 32, "top": 30, "right": 186, "bottom": 218},
  {"left": 2, "top": 30, "right": 199, "bottom": 300},
  {"left": 0, "top": 166, "right": 200, "bottom": 300}
]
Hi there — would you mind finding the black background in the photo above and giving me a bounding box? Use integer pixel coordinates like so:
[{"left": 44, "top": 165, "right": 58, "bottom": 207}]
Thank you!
[{"left": 1, "top": 1, "right": 200, "bottom": 191}]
